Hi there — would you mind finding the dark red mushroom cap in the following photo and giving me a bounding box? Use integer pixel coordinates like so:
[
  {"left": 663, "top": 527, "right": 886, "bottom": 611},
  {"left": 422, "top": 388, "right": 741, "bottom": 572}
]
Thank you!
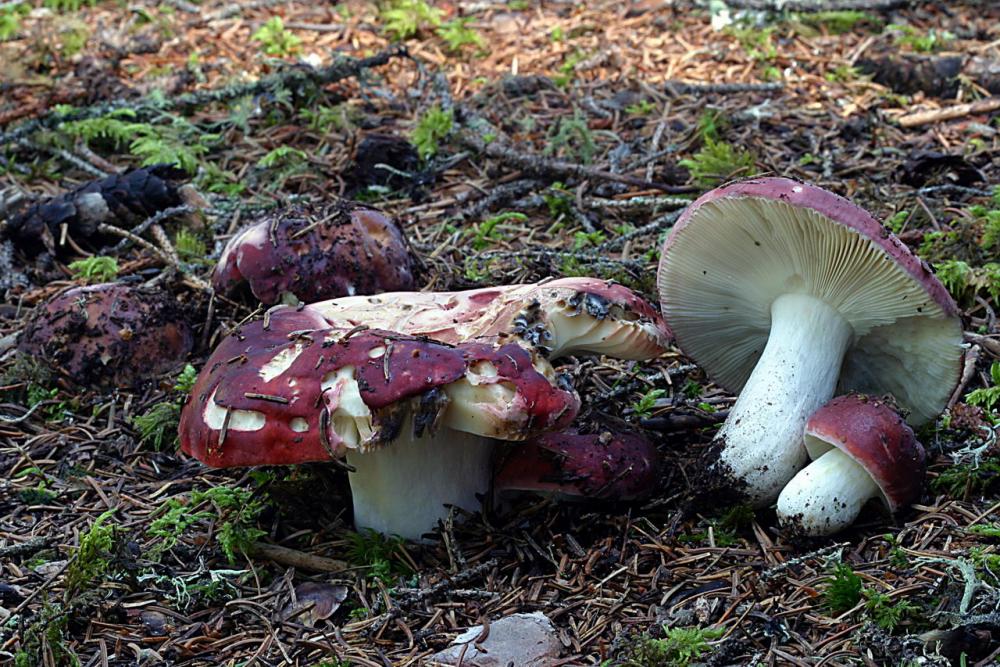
[
  {"left": 17, "top": 283, "right": 193, "bottom": 389},
  {"left": 179, "top": 308, "right": 580, "bottom": 468},
  {"left": 656, "top": 176, "right": 963, "bottom": 425},
  {"left": 804, "top": 394, "right": 926, "bottom": 513},
  {"left": 494, "top": 429, "right": 660, "bottom": 500},
  {"left": 212, "top": 200, "right": 415, "bottom": 305}
]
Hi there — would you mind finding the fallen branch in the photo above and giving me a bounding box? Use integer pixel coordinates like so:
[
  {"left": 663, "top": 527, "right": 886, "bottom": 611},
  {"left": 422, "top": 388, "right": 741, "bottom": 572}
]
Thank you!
[
  {"left": 0, "top": 536, "right": 53, "bottom": 559},
  {"left": 898, "top": 96, "right": 1000, "bottom": 128},
  {"left": 664, "top": 81, "right": 783, "bottom": 96},
  {"left": 723, "top": 0, "right": 908, "bottom": 10},
  {"left": 248, "top": 542, "right": 349, "bottom": 573},
  {"left": 0, "top": 46, "right": 409, "bottom": 147},
  {"left": 457, "top": 129, "right": 694, "bottom": 195}
]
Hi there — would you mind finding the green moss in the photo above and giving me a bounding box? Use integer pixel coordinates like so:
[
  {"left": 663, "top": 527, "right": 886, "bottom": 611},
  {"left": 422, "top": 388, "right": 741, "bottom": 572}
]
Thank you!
[
  {"left": 825, "top": 562, "right": 863, "bottom": 613},
  {"left": 411, "top": 105, "right": 453, "bottom": 160},
  {"left": 679, "top": 138, "right": 756, "bottom": 188}
]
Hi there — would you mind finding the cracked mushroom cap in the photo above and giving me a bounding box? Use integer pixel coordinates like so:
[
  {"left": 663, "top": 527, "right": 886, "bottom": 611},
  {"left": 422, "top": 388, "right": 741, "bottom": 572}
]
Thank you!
[
  {"left": 178, "top": 309, "right": 580, "bottom": 468},
  {"left": 300, "top": 277, "right": 671, "bottom": 360},
  {"left": 494, "top": 428, "right": 661, "bottom": 500},
  {"left": 212, "top": 200, "right": 415, "bottom": 305},
  {"left": 656, "top": 177, "right": 963, "bottom": 425},
  {"left": 17, "top": 283, "right": 193, "bottom": 389},
  {"left": 804, "top": 394, "right": 925, "bottom": 513}
]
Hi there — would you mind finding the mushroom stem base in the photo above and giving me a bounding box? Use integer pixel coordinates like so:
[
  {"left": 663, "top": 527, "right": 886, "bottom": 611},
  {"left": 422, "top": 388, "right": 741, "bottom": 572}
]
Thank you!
[
  {"left": 776, "top": 447, "right": 880, "bottom": 535},
  {"left": 713, "top": 292, "right": 853, "bottom": 506},
  {"left": 346, "top": 425, "right": 494, "bottom": 542}
]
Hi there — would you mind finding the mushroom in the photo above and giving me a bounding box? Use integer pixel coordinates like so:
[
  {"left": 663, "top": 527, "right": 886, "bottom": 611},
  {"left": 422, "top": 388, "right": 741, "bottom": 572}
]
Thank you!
[
  {"left": 299, "top": 277, "right": 671, "bottom": 360},
  {"left": 178, "top": 307, "right": 580, "bottom": 540},
  {"left": 494, "top": 428, "right": 661, "bottom": 501},
  {"left": 18, "top": 282, "right": 193, "bottom": 389},
  {"left": 776, "top": 394, "right": 925, "bottom": 535},
  {"left": 212, "top": 200, "right": 415, "bottom": 305},
  {"left": 656, "top": 177, "right": 963, "bottom": 506}
]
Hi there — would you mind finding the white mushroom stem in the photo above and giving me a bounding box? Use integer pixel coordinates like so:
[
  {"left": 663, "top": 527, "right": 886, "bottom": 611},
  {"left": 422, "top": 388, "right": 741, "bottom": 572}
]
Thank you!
[
  {"left": 346, "top": 422, "right": 494, "bottom": 542},
  {"left": 714, "top": 292, "right": 853, "bottom": 506},
  {"left": 341, "top": 360, "right": 536, "bottom": 541},
  {"left": 776, "top": 448, "right": 880, "bottom": 535}
]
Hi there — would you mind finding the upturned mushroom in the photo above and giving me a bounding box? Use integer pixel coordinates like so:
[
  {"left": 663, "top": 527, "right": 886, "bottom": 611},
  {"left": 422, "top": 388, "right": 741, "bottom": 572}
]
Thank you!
[
  {"left": 777, "top": 394, "right": 925, "bottom": 535},
  {"left": 178, "top": 307, "right": 580, "bottom": 540},
  {"left": 494, "top": 428, "right": 660, "bottom": 501},
  {"left": 212, "top": 200, "right": 415, "bottom": 305},
  {"left": 18, "top": 282, "right": 193, "bottom": 389},
  {"left": 299, "top": 277, "right": 671, "bottom": 360},
  {"left": 656, "top": 177, "right": 963, "bottom": 506}
]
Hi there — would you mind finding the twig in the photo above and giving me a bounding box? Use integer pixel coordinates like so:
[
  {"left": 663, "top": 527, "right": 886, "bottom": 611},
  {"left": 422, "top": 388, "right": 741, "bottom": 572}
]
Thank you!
[
  {"left": 248, "top": 542, "right": 349, "bottom": 573},
  {"left": 0, "top": 536, "right": 54, "bottom": 559},
  {"left": 898, "top": 97, "right": 1000, "bottom": 128},
  {"left": 723, "top": 0, "right": 908, "bottom": 10},
  {"left": 456, "top": 179, "right": 545, "bottom": 221},
  {"left": 585, "top": 195, "right": 690, "bottom": 211},
  {"left": 0, "top": 47, "right": 410, "bottom": 148},
  {"left": 457, "top": 130, "right": 694, "bottom": 194},
  {"left": 368, "top": 559, "right": 498, "bottom": 634},
  {"left": 111, "top": 205, "right": 194, "bottom": 252},
  {"left": 664, "top": 81, "right": 784, "bottom": 96},
  {"left": 17, "top": 138, "right": 109, "bottom": 179},
  {"left": 96, "top": 223, "right": 175, "bottom": 266},
  {"left": 470, "top": 247, "right": 646, "bottom": 273},
  {"left": 595, "top": 211, "right": 682, "bottom": 252},
  {"left": 761, "top": 543, "right": 849, "bottom": 581}
]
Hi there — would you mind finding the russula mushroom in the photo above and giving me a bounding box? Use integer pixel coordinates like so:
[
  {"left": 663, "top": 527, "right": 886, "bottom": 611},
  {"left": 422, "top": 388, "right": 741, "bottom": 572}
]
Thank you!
[
  {"left": 494, "top": 429, "right": 660, "bottom": 501},
  {"left": 777, "top": 394, "right": 925, "bottom": 535},
  {"left": 212, "top": 200, "right": 415, "bottom": 305},
  {"left": 18, "top": 282, "right": 193, "bottom": 389},
  {"left": 178, "top": 307, "right": 579, "bottom": 541},
  {"left": 300, "top": 277, "right": 671, "bottom": 360},
  {"left": 656, "top": 177, "right": 962, "bottom": 506}
]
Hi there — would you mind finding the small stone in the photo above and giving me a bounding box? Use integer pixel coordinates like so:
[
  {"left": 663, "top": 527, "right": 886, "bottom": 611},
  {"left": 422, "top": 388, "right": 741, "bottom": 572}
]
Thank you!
[{"left": 427, "top": 611, "right": 561, "bottom": 667}]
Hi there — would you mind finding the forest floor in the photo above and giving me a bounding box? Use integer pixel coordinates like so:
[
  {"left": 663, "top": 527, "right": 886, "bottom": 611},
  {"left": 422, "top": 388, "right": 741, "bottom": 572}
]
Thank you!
[{"left": 1, "top": 0, "right": 999, "bottom": 665}]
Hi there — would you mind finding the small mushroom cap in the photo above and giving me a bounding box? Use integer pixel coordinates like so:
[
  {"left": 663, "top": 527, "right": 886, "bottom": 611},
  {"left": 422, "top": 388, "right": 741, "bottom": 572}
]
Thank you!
[
  {"left": 17, "top": 283, "right": 193, "bottom": 388},
  {"left": 301, "top": 277, "right": 671, "bottom": 360},
  {"left": 494, "top": 429, "right": 660, "bottom": 500},
  {"left": 804, "top": 394, "right": 926, "bottom": 513},
  {"left": 656, "top": 177, "right": 963, "bottom": 425},
  {"left": 179, "top": 307, "right": 579, "bottom": 468},
  {"left": 212, "top": 200, "right": 415, "bottom": 305}
]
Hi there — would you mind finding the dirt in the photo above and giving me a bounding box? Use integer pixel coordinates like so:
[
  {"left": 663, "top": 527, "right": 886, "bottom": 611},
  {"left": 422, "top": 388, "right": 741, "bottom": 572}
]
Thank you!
[{"left": 0, "top": 0, "right": 999, "bottom": 666}]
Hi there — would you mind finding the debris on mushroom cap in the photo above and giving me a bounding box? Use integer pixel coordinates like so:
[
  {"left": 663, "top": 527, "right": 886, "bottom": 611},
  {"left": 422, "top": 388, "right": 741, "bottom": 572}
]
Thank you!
[
  {"left": 803, "top": 394, "right": 926, "bottom": 513},
  {"left": 178, "top": 313, "right": 580, "bottom": 468},
  {"left": 299, "top": 277, "right": 671, "bottom": 360},
  {"left": 494, "top": 429, "right": 661, "bottom": 501},
  {"left": 657, "top": 176, "right": 963, "bottom": 425},
  {"left": 5, "top": 164, "right": 201, "bottom": 257},
  {"left": 17, "top": 283, "right": 193, "bottom": 389},
  {"left": 212, "top": 200, "right": 415, "bottom": 305}
]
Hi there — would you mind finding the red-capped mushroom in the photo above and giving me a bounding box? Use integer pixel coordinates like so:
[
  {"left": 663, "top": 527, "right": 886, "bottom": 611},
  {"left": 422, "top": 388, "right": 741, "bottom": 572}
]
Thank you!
[
  {"left": 776, "top": 394, "right": 925, "bottom": 535},
  {"left": 17, "top": 282, "right": 193, "bottom": 389},
  {"left": 178, "top": 307, "right": 579, "bottom": 540},
  {"left": 212, "top": 200, "right": 415, "bottom": 305},
  {"left": 656, "top": 177, "right": 962, "bottom": 506},
  {"left": 300, "top": 277, "right": 671, "bottom": 360},
  {"left": 494, "top": 429, "right": 660, "bottom": 501}
]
